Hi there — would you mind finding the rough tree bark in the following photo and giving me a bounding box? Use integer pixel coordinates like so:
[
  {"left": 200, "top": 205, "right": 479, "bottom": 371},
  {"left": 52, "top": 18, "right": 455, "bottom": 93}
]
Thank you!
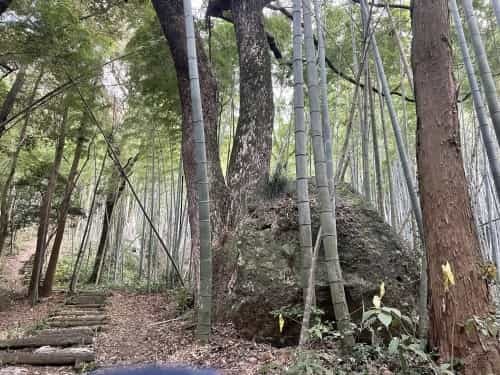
[
  {"left": 29, "top": 106, "right": 68, "bottom": 305},
  {"left": 40, "top": 121, "right": 87, "bottom": 297},
  {"left": 412, "top": 1, "right": 500, "bottom": 372},
  {"left": 152, "top": 0, "right": 228, "bottom": 291},
  {"left": 208, "top": 0, "right": 274, "bottom": 221}
]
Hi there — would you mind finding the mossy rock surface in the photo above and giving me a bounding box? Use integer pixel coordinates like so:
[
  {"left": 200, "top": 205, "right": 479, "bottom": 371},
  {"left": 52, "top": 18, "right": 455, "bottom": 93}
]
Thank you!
[{"left": 214, "top": 183, "right": 419, "bottom": 345}]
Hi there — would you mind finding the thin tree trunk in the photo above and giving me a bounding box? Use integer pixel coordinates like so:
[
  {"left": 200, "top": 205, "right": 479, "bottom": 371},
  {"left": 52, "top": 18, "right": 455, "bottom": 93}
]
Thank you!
[
  {"left": 367, "top": 66, "right": 384, "bottom": 215},
  {"left": 493, "top": 0, "right": 500, "bottom": 28},
  {"left": 87, "top": 153, "right": 138, "bottom": 284},
  {"left": 147, "top": 138, "right": 156, "bottom": 292},
  {"left": 0, "top": 66, "right": 26, "bottom": 137},
  {"left": 29, "top": 105, "right": 68, "bottom": 305},
  {"left": 69, "top": 153, "right": 107, "bottom": 293},
  {"left": 152, "top": 0, "right": 228, "bottom": 300},
  {"left": 450, "top": 0, "right": 500, "bottom": 203},
  {"left": 152, "top": 0, "right": 227, "bottom": 221},
  {"left": 0, "top": 68, "right": 41, "bottom": 254},
  {"left": 460, "top": 0, "right": 500, "bottom": 148},
  {"left": 292, "top": 0, "right": 314, "bottom": 340},
  {"left": 412, "top": 1, "right": 500, "bottom": 372},
  {"left": 383, "top": 0, "right": 413, "bottom": 90},
  {"left": 313, "top": 0, "right": 334, "bottom": 191},
  {"left": 299, "top": 228, "right": 321, "bottom": 346},
  {"left": 335, "top": 7, "right": 370, "bottom": 182},
  {"left": 40, "top": 122, "right": 87, "bottom": 297},
  {"left": 360, "top": 5, "right": 371, "bottom": 201},
  {"left": 303, "top": 0, "right": 353, "bottom": 347},
  {"left": 183, "top": 0, "right": 212, "bottom": 343},
  {"left": 358, "top": 0, "right": 428, "bottom": 341},
  {"left": 379, "top": 89, "right": 397, "bottom": 227},
  {"left": 138, "top": 177, "right": 147, "bottom": 281}
]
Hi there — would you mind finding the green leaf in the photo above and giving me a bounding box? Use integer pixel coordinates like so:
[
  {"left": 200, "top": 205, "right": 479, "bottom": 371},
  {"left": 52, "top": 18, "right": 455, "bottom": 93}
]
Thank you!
[
  {"left": 378, "top": 312, "right": 393, "bottom": 328},
  {"left": 383, "top": 307, "right": 402, "bottom": 319},
  {"left": 388, "top": 337, "right": 400, "bottom": 354},
  {"left": 362, "top": 309, "right": 377, "bottom": 322}
]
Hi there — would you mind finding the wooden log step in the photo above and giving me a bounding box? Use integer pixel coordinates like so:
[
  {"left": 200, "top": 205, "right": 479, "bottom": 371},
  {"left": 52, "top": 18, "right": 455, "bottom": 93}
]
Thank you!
[
  {"left": 0, "top": 334, "right": 93, "bottom": 349},
  {"left": 0, "top": 347, "right": 95, "bottom": 366},
  {"left": 64, "top": 303, "right": 106, "bottom": 309},
  {"left": 50, "top": 309, "right": 105, "bottom": 317},
  {"left": 48, "top": 315, "right": 107, "bottom": 322},
  {"left": 36, "top": 328, "right": 96, "bottom": 337},
  {"left": 65, "top": 295, "right": 106, "bottom": 305},
  {"left": 71, "top": 290, "right": 112, "bottom": 297},
  {"left": 47, "top": 320, "right": 107, "bottom": 328}
]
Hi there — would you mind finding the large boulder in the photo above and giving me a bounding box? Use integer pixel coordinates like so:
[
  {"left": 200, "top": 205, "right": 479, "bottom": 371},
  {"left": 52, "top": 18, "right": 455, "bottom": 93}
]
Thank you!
[{"left": 214, "top": 183, "right": 419, "bottom": 345}]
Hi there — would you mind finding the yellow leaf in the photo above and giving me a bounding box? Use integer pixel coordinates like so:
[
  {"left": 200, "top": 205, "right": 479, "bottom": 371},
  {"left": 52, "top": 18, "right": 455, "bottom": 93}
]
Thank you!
[
  {"left": 278, "top": 313, "right": 285, "bottom": 333},
  {"left": 442, "top": 261, "right": 455, "bottom": 291},
  {"left": 373, "top": 295, "right": 382, "bottom": 309}
]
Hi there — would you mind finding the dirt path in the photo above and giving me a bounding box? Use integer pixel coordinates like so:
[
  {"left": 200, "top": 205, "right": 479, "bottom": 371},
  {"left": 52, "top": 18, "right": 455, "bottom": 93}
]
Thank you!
[
  {"left": 0, "top": 229, "right": 37, "bottom": 296},
  {"left": 94, "top": 292, "right": 291, "bottom": 374},
  {"left": 0, "top": 291, "right": 291, "bottom": 374}
]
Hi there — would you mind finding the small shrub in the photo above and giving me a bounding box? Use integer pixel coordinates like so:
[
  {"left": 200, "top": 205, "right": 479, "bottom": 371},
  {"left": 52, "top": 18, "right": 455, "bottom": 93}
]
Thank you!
[{"left": 173, "top": 287, "right": 194, "bottom": 314}]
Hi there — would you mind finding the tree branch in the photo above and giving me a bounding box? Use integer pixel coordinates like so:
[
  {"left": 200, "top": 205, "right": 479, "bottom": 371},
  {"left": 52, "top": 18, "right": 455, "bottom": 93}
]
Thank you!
[
  {"left": 351, "top": 0, "right": 411, "bottom": 10},
  {"left": 266, "top": 3, "right": 416, "bottom": 102}
]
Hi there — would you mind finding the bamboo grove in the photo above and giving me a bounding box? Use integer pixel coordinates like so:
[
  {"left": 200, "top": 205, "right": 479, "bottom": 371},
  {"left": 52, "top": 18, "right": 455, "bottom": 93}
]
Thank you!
[{"left": 0, "top": 0, "right": 500, "bottom": 373}]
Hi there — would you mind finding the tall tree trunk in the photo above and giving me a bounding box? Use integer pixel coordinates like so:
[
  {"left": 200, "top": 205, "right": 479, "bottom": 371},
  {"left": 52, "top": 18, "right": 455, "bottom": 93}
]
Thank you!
[
  {"left": 367, "top": 67, "right": 384, "bottom": 215},
  {"left": 378, "top": 85, "right": 397, "bottom": 227},
  {"left": 152, "top": 0, "right": 228, "bottom": 296},
  {"left": 359, "top": 5, "right": 371, "bottom": 201},
  {"left": 358, "top": 0, "right": 429, "bottom": 340},
  {"left": 292, "top": 0, "right": 314, "bottom": 344},
  {"left": 87, "top": 155, "right": 137, "bottom": 284},
  {"left": 0, "top": 66, "right": 26, "bottom": 138},
  {"left": 40, "top": 122, "right": 87, "bottom": 297},
  {"left": 29, "top": 106, "right": 68, "bottom": 305},
  {"left": 183, "top": 0, "right": 212, "bottom": 343},
  {"left": 412, "top": 1, "right": 500, "bottom": 372},
  {"left": 207, "top": 0, "right": 274, "bottom": 213},
  {"left": 313, "top": 0, "right": 334, "bottom": 192},
  {"left": 224, "top": 0, "right": 274, "bottom": 220},
  {"left": 152, "top": 0, "right": 227, "bottom": 224},
  {"left": 0, "top": 68, "right": 38, "bottom": 254},
  {"left": 69, "top": 153, "right": 107, "bottom": 293},
  {"left": 303, "top": 0, "right": 353, "bottom": 347}
]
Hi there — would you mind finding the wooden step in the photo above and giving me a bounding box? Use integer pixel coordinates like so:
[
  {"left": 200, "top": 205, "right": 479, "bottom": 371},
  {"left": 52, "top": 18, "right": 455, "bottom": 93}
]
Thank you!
[
  {"left": 0, "top": 347, "right": 95, "bottom": 366},
  {"left": 0, "top": 334, "right": 93, "bottom": 349},
  {"left": 65, "top": 295, "right": 106, "bottom": 305},
  {"left": 48, "top": 314, "right": 107, "bottom": 322},
  {"left": 50, "top": 309, "right": 105, "bottom": 317},
  {"left": 47, "top": 320, "right": 107, "bottom": 329},
  {"left": 63, "top": 303, "right": 106, "bottom": 309},
  {"left": 36, "top": 327, "right": 96, "bottom": 337}
]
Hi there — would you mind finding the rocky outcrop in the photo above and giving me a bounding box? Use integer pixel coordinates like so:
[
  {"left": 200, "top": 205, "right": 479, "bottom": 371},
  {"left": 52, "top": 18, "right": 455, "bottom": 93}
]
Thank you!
[{"left": 214, "top": 183, "right": 419, "bottom": 345}]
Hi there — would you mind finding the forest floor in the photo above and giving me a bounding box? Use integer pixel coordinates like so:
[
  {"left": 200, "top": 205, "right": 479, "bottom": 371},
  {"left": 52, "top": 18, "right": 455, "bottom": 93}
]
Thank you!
[
  {"left": 0, "top": 231, "right": 404, "bottom": 375},
  {"left": 0, "top": 233, "right": 292, "bottom": 374},
  {"left": 0, "top": 290, "right": 292, "bottom": 374}
]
